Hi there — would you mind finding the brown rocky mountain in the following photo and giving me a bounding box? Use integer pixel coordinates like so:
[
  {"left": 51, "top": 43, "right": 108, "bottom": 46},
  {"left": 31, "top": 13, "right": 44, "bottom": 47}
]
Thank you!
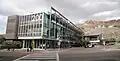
[
  {"left": 76, "top": 19, "right": 120, "bottom": 41},
  {"left": 77, "top": 19, "right": 120, "bottom": 33}
]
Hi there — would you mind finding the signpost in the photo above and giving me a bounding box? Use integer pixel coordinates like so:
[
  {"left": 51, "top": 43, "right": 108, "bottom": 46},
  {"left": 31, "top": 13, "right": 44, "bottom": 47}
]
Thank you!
[{"left": 57, "top": 37, "right": 61, "bottom": 51}]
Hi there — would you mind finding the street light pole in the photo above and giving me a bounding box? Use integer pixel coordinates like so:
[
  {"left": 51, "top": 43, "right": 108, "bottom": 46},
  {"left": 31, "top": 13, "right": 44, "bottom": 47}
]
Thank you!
[{"left": 101, "top": 22, "right": 105, "bottom": 49}]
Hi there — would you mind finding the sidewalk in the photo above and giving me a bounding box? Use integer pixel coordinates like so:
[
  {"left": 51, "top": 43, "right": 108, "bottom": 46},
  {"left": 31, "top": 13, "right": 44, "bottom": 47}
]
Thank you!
[
  {"left": 101, "top": 45, "right": 120, "bottom": 51},
  {"left": 0, "top": 48, "right": 69, "bottom": 52},
  {"left": 46, "top": 48, "right": 72, "bottom": 52},
  {"left": 102, "top": 48, "right": 120, "bottom": 51},
  {"left": 0, "top": 49, "right": 47, "bottom": 54}
]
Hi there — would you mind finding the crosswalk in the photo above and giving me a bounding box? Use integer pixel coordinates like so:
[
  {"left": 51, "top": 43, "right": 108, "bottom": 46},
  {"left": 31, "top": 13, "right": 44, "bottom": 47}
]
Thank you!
[{"left": 14, "top": 52, "right": 59, "bottom": 61}]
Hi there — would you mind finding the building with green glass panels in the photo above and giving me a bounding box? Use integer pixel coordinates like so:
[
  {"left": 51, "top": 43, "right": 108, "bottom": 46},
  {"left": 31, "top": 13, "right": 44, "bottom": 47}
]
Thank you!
[{"left": 5, "top": 7, "right": 84, "bottom": 50}]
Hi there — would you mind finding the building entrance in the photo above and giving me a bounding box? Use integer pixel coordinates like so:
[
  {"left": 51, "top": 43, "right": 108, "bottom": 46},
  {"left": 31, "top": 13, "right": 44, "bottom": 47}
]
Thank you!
[{"left": 22, "top": 39, "right": 57, "bottom": 50}]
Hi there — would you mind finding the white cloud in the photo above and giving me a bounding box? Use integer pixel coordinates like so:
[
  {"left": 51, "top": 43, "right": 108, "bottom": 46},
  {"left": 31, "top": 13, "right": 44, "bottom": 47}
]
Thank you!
[
  {"left": 0, "top": 0, "right": 26, "bottom": 15},
  {"left": 0, "top": 15, "right": 7, "bottom": 25},
  {"left": 92, "top": 9, "right": 120, "bottom": 17},
  {"left": 0, "top": 0, "right": 49, "bottom": 15},
  {"left": 0, "top": 0, "right": 120, "bottom": 33},
  {"left": 0, "top": 15, "right": 7, "bottom": 34},
  {"left": 80, "top": 0, "right": 119, "bottom": 13},
  {"left": 93, "top": 10, "right": 114, "bottom": 17},
  {"left": 88, "top": 9, "right": 120, "bottom": 20},
  {"left": 0, "top": 0, "right": 49, "bottom": 34},
  {"left": 81, "top": 1, "right": 118, "bottom": 8}
]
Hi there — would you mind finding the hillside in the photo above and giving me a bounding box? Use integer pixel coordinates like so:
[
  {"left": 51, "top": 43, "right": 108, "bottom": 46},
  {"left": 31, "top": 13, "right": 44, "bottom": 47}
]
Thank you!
[
  {"left": 77, "top": 19, "right": 120, "bottom": 39},
  {"left": 77, "top": 19, "right": 120, "bottom": 33}
]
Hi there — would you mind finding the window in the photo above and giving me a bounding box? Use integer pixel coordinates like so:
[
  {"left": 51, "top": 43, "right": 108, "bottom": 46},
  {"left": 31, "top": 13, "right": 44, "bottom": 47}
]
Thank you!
[
  {"left": 39, "top": 24, "right": 42, "bottom": 28},
  {"left": 19, "top": 16, "right": 21, "bottom": 23},
  {"left": 30, "top": 15, "right": 32, "bottom": 20},
  {"left": 18, "top": 26, "right": 22, "bottom": 33},
  {"left": 25, "top": 16, "right": 26, "bottom": 21},
  {"left": 34, "top": 24, "right": 36, "bottom": 28},
  {"left": 21, "top": 16, "right": 24, "bottom": 22},
  {"left": 23, "top": 16, "right": 25, "bottom": 21},
  {"left": 40, "top": 15, "right": 42, "bottom": 19},
  {"left": 31, "top": 14, "right": 35, "bottom": 20}
]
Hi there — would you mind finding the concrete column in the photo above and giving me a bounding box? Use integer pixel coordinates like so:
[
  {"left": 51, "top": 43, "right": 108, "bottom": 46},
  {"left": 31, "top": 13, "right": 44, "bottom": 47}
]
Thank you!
[
  {"left": 41, "top": 13, "right": 44, "bottom": 37},
  {"left": 68, "top": 41, "right": 70, "bottom": 48},
  {"left": 49, "top": 8, "right": 52, "bottom": 38},
  {"left": 42, "top": 40, "right": 43, "bottom": 49},
  {"left": 45, "top": 40, "right": 47, "bottom": 50},
  {"left": 34, "top": 40, "right": 37, "bottom": 48},
  {"left": 22, "top": 40, "right": 25, "bottom": 48}
]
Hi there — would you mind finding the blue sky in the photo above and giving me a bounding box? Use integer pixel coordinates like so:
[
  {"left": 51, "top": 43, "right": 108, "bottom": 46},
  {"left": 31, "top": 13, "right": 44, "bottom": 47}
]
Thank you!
[{"left": 0, "top": 0, "right": 120, "bottom": 34}]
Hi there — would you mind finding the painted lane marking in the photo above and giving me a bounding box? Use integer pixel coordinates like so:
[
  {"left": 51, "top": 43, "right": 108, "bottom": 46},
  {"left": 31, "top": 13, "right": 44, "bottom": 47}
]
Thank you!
[
  {"left": 13, "top": 54, "right": 30, "bottom": 61},
  {"left": 57, "top": 52, "right": 59, "bottom": 61}
]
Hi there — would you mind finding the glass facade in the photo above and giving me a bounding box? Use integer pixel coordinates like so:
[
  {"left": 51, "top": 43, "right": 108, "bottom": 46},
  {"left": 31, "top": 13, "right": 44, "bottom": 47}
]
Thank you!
[
  {"left": 42, "top": 13, "right": 83, "bottom": 42},
  {"left": 42, "top": 13, "right": 49, "bottom": 38},
  {"left": 23, "top": 40, "right": 56, "bottom": 49},
  {"left": 18, "top": 13, "right": 43, "bottom": 37},
  {"left": 17, "top": 11, "right": 83, "bottom": 49}
]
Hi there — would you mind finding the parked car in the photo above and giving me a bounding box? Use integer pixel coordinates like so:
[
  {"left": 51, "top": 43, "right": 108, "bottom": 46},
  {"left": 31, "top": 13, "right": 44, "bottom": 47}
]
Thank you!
[{"left": 83, "top": 41, "right": 94, "bottom": 48}]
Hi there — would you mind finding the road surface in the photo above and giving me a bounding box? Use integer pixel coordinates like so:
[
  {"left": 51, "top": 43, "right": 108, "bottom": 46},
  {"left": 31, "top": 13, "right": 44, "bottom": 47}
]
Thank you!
[
  {"left": 0, "top": 46, "right": 120, "bottom": 61},
  {"left": 59, "top": 47, "right": 120, "bottom": 61}
]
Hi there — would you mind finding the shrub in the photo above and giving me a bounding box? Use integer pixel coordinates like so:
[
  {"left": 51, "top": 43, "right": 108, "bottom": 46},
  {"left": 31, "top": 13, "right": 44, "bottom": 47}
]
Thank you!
[
  {"left": 1, "top": 41, "right": 22, "bottom": 49},
  {"left": 116, "top": 37, "right": 120, "bottom": 43}
]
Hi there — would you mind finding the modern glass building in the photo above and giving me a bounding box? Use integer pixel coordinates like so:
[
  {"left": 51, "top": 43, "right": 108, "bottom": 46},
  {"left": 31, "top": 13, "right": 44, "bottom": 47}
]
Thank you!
[{"left": 5, "top": 7, "right": 84, "bottom": 50}]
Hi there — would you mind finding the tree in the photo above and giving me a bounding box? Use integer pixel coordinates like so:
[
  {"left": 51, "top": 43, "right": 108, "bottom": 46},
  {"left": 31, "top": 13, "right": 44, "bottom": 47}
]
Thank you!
[
  {"left": 0, "top": 40, "right": 4, "bottom": 44},
  {"left": 0, "top": 35, "right": 5, "bottom": 44},
  {"left": 116, "top": 37, "right": 120, "bottom": 43},
  {"left": 1, "top": 41, "right": 22, "bottom": 49},
  {"left": 110, "top": 38, "right": 116, "bottom": 41}
]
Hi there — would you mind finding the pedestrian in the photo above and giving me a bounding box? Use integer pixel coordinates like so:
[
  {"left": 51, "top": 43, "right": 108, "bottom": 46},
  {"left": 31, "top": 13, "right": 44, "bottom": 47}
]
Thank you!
[
  {"left": 12, "top": 48, "right": 15, "bottom": 51},
  {"left": 29, "top": 46, "right": 32, "bottom": 52},
  {"left": 12, "top": 46, "right": 15, "bottom": 51},
  {"left": 27, "top": 47, "right": 29, "bottom": 52},
  {"left": 7, "top": 47, "right": 10, "bottom": 51}
]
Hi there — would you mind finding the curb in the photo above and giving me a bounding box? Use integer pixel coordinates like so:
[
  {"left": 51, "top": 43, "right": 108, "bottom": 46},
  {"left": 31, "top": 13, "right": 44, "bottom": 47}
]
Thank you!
[{"left": 102, "top": 48, "right": 120, "bottom": 51}]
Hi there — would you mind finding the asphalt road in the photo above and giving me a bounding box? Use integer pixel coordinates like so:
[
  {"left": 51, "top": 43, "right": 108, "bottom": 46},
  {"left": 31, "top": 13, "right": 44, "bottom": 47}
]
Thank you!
[
  {"left": 59, "top": 47, "right": 120, "bottom": 61},
  {"left": 0, "top": 51, "right": 28, "bottom": 61},
  {"left": 0, "top": 46, "right": 120, "bottom": 61}
]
